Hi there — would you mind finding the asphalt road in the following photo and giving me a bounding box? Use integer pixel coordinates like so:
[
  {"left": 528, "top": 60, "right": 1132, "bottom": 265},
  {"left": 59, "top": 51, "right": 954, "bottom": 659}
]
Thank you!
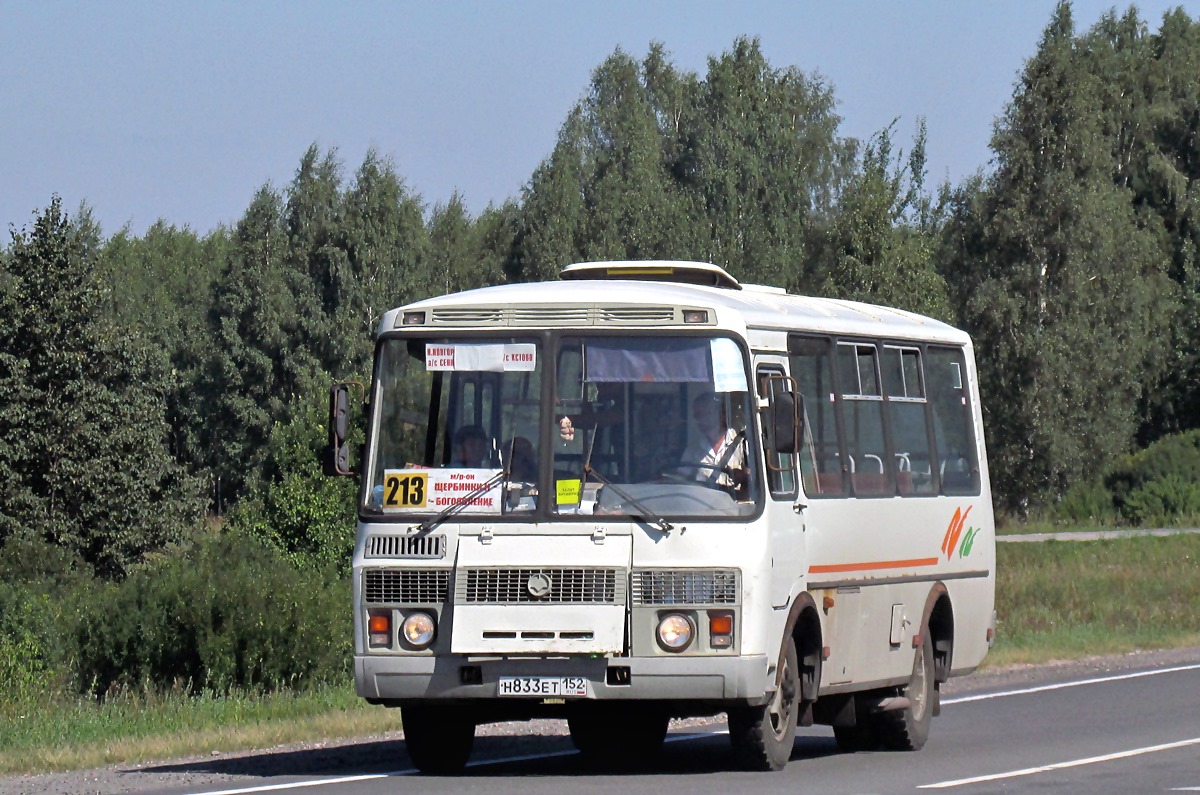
[{"left": 15, "top": 648, "right": 1194, "bottom": 795}]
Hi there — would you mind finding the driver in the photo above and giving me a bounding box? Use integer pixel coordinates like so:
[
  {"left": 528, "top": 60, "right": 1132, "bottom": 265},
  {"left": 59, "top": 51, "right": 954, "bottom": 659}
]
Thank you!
[{"left": 678, "top": 392, "right": 747, "bottom": 490}]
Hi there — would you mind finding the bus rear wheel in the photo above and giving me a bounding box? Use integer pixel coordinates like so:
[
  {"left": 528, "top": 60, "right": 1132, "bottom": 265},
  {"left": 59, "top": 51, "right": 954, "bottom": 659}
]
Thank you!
[
  {"left": 877, "top": 632, "right": 935, "bottom": 751},
  {"left": 728, "top": 634, "right": 799, "bottom": 771},
  {"left": 401, "top": 705, "right": 475, "bottom": 774}
]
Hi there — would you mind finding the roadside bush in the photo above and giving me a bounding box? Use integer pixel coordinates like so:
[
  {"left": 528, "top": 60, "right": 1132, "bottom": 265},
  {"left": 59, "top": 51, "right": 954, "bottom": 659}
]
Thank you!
[
  {"left": 1042, "top": 479, "right": 1117, "bottom": 526},
  {"left": 0, "top": 533, "right": 92, "bottom": 707},
  {"left": 75, "top": 531, "right": 350, "bottom": 697},
  {"left": 1105, "top": 430, "right": 1200, "bottom": 514},
  {"left": 230, "top": 401, "right": 358, "bottom": 573},
  {"left": 1119, "top": 475, "right": 1200, "bottom": 527},
  {"left": 0, "top": 590, "right": 56, "bottom": 708}
]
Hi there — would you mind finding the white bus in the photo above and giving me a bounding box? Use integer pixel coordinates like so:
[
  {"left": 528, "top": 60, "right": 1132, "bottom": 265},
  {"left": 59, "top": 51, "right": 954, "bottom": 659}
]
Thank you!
[{"left": 326, "top": 260, "right": 996, "bottom": 773}]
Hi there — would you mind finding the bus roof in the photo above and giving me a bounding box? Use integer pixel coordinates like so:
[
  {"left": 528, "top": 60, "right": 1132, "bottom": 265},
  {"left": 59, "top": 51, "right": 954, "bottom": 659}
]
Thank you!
[{"left": 383, "top": 261, "right": 970, "bottom": 346}]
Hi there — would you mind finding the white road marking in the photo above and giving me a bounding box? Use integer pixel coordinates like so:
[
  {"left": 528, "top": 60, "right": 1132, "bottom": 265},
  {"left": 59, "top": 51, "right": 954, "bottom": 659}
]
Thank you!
[
  {"left": 187, "top": 731, "right": 723, "bottom": 795},
  {"left": 941, "top": 663, "right": 1200, "bottom": 705},
  {"left": 187, "top": 664, "right": 1200, "bottom": 795},
  {"left": 919, "top": 737, "right": 1200, "bottom": 788},
  {"left": 198, "top": 775, "right": 397, "bottom": 795}
]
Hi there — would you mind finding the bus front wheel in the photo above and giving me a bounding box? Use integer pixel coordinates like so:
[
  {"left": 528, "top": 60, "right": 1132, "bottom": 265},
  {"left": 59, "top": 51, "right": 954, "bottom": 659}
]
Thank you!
[
  {"left": 401, "top": 705, "right": 475, "bottom": 774},
  {"left": 728, "top": 634, "right": 799, "bottom": 771}
]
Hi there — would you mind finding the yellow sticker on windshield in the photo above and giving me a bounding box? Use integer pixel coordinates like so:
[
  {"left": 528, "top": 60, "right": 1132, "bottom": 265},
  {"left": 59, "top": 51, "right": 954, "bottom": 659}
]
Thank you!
[
  {"left": 556, "top": 479, "right": 581, "bottom": 505},
  {"left": 383, "top": 471, "right": 428, "bottom": 508}
]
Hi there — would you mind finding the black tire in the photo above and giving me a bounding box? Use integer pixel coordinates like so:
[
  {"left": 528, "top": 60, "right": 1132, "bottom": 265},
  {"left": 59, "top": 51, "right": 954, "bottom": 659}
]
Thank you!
[
  {"left": 728, "top": 635, "right": 799, "bottom": 771},
  {"left": 568, "top": 704, "right": 669, "bottom": 764},
  {"left": 401, "top": 705, "right": 475, "bottom": 774},
  {"left": 877, "top": 632, "right": 935, "bottom": 751}
]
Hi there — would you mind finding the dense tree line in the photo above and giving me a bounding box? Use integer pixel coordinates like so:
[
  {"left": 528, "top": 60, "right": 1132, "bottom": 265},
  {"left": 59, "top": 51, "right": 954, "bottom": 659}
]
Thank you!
[{"left": 3, "top": 3, "right": 1200, "bottom": 594}]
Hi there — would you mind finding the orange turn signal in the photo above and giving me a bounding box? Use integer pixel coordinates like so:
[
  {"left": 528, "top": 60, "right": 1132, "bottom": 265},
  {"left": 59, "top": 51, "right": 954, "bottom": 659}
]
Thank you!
[
  {"left": 709, "top": 615, "right": 733, "bottom": 635},
  {"left": 368, "top": 612, "right": 391, "bottom": 648}
]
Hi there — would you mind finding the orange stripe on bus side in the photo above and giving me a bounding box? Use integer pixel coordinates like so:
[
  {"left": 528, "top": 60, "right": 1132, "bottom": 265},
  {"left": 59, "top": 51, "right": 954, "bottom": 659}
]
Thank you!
[{"left": 809, "top": 557, "right": 941, "bottom": 574}]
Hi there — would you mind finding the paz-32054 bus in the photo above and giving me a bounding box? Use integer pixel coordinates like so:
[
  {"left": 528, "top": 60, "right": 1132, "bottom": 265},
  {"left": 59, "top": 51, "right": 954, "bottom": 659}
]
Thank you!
[{"left": 325, "top": 260, "right": 995, "bottom": 773}]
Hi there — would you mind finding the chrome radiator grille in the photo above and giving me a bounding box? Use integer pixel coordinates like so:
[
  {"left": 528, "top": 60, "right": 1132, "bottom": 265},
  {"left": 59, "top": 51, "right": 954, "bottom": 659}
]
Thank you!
[
  {"left": 365, "top": 533, "right": 446, "bottom": 559},
  {"left": 457, "top": 568, "right": 623, "bottom": 604},
  {"left": 363, "top": 569, "right": 450, "bottom": 604},
  {"left": 631, "top": 569, "right": 740, "bottom": 606}
]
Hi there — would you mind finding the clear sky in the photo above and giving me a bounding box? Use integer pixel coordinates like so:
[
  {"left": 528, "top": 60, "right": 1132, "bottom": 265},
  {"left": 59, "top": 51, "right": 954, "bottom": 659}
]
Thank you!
[{"left": 3, "top": 1, "right": 1197, "bottom": 239}]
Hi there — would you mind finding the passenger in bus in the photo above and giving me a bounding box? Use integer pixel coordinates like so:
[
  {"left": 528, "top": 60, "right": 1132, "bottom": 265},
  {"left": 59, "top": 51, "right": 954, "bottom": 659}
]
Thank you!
[
  {"left": 678, "top": 392, "right": 747, "bottom": 491},
  {"left": 505, "top": 436, "right": 537, "bottom": 482},
  {"left": 450, "top": 425, "right": 491, "bottom": 468}
]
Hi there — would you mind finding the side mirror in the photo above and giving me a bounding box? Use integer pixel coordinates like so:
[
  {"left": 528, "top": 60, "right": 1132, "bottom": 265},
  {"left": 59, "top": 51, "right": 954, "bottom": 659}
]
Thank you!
[
  {"left": 769, "top": 391, "right": 800, "bottom": 455},
  {"left": 323, "top": 383, "right": 357, "bottom": 477}
]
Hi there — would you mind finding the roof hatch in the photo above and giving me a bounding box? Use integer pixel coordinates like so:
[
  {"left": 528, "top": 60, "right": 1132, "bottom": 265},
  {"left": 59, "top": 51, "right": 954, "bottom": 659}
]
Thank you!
[{"left": 560, "top": 260, "right": 741, "bottom": 290}]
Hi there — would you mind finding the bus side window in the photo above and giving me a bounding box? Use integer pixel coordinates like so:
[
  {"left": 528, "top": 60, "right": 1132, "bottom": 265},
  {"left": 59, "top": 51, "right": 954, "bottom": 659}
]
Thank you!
[
  {"left": 757, "top": 368, "right": 796, "bottom": 498},
  {"left": 927, "top": 347, "right": 981, "bottom": 495},
  {"left": 882, "top": 345, "right": 935, "bottom": 495},
  {"left": 838, "top": 343, "right": 893, "bottom": 497},
  {"left": 788, "top": 335, "right": 846, "bottom": 497}
]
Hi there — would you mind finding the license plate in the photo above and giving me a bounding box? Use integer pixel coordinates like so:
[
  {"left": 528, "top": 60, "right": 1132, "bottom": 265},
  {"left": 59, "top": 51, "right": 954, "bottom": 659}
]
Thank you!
[{"left": 497, "top": 676, "right": 588, "bottom": 697}]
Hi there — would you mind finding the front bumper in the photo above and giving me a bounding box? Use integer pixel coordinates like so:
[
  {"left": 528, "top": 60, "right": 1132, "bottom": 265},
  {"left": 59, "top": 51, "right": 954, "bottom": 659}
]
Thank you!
[{"left": 356, "top": 652, "right": 769, "bottom": 703}]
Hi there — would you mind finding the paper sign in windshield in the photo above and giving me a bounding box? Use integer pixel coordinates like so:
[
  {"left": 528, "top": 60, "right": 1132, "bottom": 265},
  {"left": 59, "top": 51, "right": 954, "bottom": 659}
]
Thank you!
[
  {"left": 382, "top": 468, "right": 503, "bottom": 513},
  {"left": 425, "top": 344, "right": 536, "bottom": 372},
  {"left": 710, "top": 338, "right": 748, "bottom": 392}
]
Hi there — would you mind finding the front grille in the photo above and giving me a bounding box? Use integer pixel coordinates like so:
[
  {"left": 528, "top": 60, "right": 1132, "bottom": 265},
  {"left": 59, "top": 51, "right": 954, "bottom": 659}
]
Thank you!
[
  {"left": 365, "top": 534, "right": 446, "bottom": 559},
  {"left": 598, "top": 307, "right": 677, "bottom": 323},
  {"left": 457, "top": 568, "right": 622, "bottom": 604},
  {"left": 431, "top": 308, "right": 504, "bottom": 324},
  {"left": 509, "top": 307, "right": 592, "bottom": 325},
  {"left": 631, "top": 569, "right": 740, "bottom": 606},
  {"left": 425, "top": 306, "right": 683, "bottom": 327},
  {"left": 363, "top": 569, "right": 450, "bottom": 604}
]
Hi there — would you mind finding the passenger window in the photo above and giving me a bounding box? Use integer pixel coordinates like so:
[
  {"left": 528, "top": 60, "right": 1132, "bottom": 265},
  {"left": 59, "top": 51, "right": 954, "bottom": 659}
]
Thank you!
[
  {"left": 838, "top": 343, "right": 891, "bottom": 497},
  {"left": 927, "top": 347, "right": 981, "bottom": 495},
  {"left": 883, "top": 346, "right": 935, "bottom": 495},
  {"left": 788, "top": 336, "right": 845, "bottom": 497}
]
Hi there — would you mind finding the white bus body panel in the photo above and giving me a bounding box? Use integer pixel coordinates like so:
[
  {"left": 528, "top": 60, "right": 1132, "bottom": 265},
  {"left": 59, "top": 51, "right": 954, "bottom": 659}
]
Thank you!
[
  {"left": 450, "top": 534, "right": 630, "bottom": 655},
  {"left": 356, "top": 263, "right": 996, "bottom": 714}
]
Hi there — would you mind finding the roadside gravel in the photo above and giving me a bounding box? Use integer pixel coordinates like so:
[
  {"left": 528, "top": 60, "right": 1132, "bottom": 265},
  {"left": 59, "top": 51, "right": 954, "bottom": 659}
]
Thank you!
[{"left": 4, "top": 644, "right": 1198, "bottom": 795}]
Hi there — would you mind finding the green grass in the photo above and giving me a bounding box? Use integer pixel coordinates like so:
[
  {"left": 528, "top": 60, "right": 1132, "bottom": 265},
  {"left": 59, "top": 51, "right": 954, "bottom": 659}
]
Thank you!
[
  {"left": 0, "top": 683, "right": 399, "bottom": 775},
  {"left": 988, "top": 534, "right": 1200, "bottom": 664},
  {"left": 3, "top": 534, "right": 1199, "bottom": 776}
]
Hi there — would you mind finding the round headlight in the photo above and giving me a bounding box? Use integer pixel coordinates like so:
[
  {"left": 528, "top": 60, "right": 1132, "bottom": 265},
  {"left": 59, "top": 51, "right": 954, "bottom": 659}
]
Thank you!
[
  {"left": 401, "top": 612, "right": 436, "bottom": 648},
  {"left": 656, "top": 614, "right": 694, "bottom": 651}
]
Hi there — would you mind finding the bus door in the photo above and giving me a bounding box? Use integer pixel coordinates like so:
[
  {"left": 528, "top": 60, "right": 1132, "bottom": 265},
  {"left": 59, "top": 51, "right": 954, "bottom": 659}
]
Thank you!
[{"left": 756, "top": 360, "right": 804, "bottom": 608}]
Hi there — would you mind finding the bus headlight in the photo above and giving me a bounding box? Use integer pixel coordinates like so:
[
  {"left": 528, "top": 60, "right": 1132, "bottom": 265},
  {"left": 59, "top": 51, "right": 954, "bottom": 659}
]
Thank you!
[
  {"left": 402, "top": 612, "right": 436, "bottom": 648},
  {"left": 656, "top": 614, "right": 694, "bottom": 652}
]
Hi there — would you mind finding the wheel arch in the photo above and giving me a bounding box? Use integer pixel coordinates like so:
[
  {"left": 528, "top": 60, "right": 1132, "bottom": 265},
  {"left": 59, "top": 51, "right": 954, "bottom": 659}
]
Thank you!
[
  {"left": 784, "top": 592, "right": 823, "bottom": 703},
  {"left": 920, "top": 583, "right": 954, "bottom": 684}
]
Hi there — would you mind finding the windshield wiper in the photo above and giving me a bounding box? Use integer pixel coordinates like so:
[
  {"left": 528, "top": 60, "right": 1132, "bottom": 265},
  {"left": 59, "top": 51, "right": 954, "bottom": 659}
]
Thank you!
[
  {"left": 409, "top": 467, "right": 509, "bottom": 535},
  {"left": 583, "top": 463, "right": 675, "bottom": 535}
]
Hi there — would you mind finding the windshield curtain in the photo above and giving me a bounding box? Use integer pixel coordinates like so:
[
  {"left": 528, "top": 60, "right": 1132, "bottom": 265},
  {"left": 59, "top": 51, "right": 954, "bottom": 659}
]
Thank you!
[
  {"left": 365, "top": 333, "right": 758, "bottom": 521},
  {"left": 551, "top": 335, "right": 758, "bottom": 519}
]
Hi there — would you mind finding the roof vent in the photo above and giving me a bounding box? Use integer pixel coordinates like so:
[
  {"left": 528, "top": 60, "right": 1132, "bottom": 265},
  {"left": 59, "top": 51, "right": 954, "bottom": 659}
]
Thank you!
[{"left": 560, "top": 261, "right": 741, "bottom": 290}]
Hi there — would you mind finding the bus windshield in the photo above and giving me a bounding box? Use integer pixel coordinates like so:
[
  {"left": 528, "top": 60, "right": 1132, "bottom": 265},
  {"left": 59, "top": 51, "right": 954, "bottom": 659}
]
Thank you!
[{"left": 365, "top": 333, "right": 759, "bottom": 520}]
